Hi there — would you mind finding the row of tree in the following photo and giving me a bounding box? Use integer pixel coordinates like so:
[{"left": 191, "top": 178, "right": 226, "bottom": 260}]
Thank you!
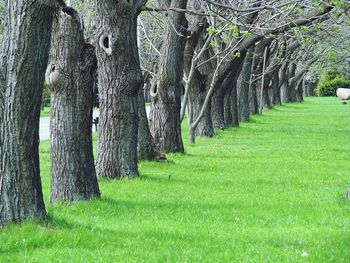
[{"left": 0, "top": 0, "right": 348, "bottom": 227}]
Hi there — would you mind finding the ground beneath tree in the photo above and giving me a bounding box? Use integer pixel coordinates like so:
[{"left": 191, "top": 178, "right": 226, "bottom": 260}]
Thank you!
[{"left": 1, "top": 97, "right": 349, "bottom": 262}]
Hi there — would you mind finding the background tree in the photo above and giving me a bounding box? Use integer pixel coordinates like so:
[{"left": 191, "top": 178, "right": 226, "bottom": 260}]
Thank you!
[
  {"left": 149, "top": 0, "right": 188, "bottom": 153},
  {"left": 95, "top": 0, "right": 147, "bottom": 179},
  {"left": 46, "top": 6, "right": 100, "bottom": 203}
]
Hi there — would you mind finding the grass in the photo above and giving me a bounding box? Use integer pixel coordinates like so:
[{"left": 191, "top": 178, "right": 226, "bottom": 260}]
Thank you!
[
  {"left": 1, "top": 97, "right": 350, "bottom": 262},
  {"left": 40, "top": 105, "right": 148, "bottom": 118},
  {"left": 40, "top": 107, "right": 51, "bottom": 118}
]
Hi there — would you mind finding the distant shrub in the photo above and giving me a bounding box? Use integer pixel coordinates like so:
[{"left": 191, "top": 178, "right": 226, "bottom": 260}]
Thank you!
[
  {"left": 317, "top": 68, "right": 350, "bottom": 96},
  {"left": 42, "top": 84, "right": 50, "bottom": 107}
]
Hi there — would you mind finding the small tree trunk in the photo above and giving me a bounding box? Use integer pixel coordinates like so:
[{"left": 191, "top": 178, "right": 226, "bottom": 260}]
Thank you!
[
  {"left": 214, "top": 61, "right": 243, "bottom": 129},
  {"left": 189, "top": 79, "right": 214, "bottom": 137},
  {"left": 137, "top": 87, "right": 165, "bottom": 161},
  {"left": 271, "top": 69, "right": 281, "bottom": 105},
  {"left": 189, "top": 86, "right": 214, "bottom": 137},
  {"left": 189, "top": 126, "right": 196, "bottom": 144},
  {"left": 47, "top": 9, "right": 100, "bottom": 203},
  {"left": 0, "top": 1, "right": 55, "bottom": 227},
  {"left": 184, "top": 17, "right": 214, "bottom": 138},
  {"left": 295, "top": 79, "right": 304, "bottom": 102},
  {"left": 268, "top": 85, "right": 274, "bottom": 106},
  {"left": 262, "top": 75, "right": 272, "bottom": 109},
  {"left": 288, "top": 63, "right": 297, "bottom": 102},
  {"left": 249, "top": 81, "right": 259, "bottom": 114},
  {"left": 211, "top": 88, "right": 225, "bottom": 130},
  {"left": 305, "top": 81, "right": 315, "bottom": 96},
  {"left": 262, "top": 86, "right": 272, "bottom": 109},
  {"left": 150, "top": 0, "right": 188, "bottom": 153},
  {"left": 238, "top": 47, "right": 254, "bottom": 122},
  {"left": 230, "top": 85, "right": 240, "bottom": 127},
  {"left": 95, "top": 1, "right": 145, "bottom": 179},
  {"left": 224, "top": 92, "right": 232, "bottom": 127},
  {"left": 280, "top": 66, "right": 290, "bottom": 103}
]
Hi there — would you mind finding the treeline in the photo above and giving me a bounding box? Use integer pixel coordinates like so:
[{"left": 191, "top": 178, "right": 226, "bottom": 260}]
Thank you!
[{"left": 0, "top": 0, "right": 347, "bottom": 227}]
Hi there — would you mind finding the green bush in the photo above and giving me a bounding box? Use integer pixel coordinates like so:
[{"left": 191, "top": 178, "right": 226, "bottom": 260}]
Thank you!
[
  {"left": 317, "top": 68, "right": 350, "bottom": 96},
  {"left": 42, "top": 84, "right": 50, "bottom": 107}
]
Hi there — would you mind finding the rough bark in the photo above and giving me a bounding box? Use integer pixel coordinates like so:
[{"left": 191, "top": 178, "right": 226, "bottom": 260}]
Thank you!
[
  {"left": 150, "top": 0, "right": 188, "bottom": 153},
  {"left": 249, "top": 81, "right": 259, "bottom": 114},
  {"left": 237, "top": 47, "right": 254, "bottom": 122},
  {"left": 188, "top": 74, "right": 214, "bottom": 137},
  {"left": 288, "top": 63, "right": 297, "bottom": 102},
  {"left": 224, "top": 92, "right": 232, "bottom": 127},
  {"left": 95, "top": 1, "right": 145, "bottom": 179},
  {"left": 280, "top": 62, "right": 290, "bottom": 103},
  {"left": 270, "top": 67, "right": 281, "bottom": 105},
  {"left": 250, "top": 39, "right": 271, "bottom": 113},
  {"left": 46, "top": 9, "right": 100, "bottom": 203},
  {"left": 229, "top": 84, "right": 239, "bottom": 127},
  {"left": 212, "top": 55, "right": 244, "bottom": 129},
  {"left": 262, "top": 74, "right": 272, "bottom": 109},
  {"left": 184, "top": 15, "right": 214, "bottom": 137},
  {"left": 295, "top": 79, "right": 304, "bottom": 102},
  {"left": 223, "top": 67, "right": 242, "bottom": 128},
  {"left": 137, "top": 87, "right": 165, "bottom": 161},
  {"left": 0, "top": 1, "right": 55, "bottom": 227},
  {"left": 211, "top": 86, "right": 226, "bottom": 130}
]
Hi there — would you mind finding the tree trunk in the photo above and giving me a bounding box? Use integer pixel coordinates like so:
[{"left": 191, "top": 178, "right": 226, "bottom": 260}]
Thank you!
[
  {"left": 188, "top": 74, "right": 214, "bottom": 137},
  {"left": 250, "top": 39, "right": 271, "bottom": 114},
  {"left": 230, "top": 84, "right": 239, "bottom": 127},
  {"left": 249, "top": 81, "right": 259, "bottom": 114},
  {"left": 288, "top": 63, "right": 297, "bottom": 102},
  {"left": 137, "top": 87, "right": 165, "bottom": 161},
  {"left": 47, "top": 9, "right": 100, "bottom": 203},
  {"left": 271, "top": 68, "right": 281, "bottom": 105},
  {"left": 0, "top": 1, "right": 55, "bottom": 227},
  {"left": 223, "top": 69, "right": 242, "bottom": 128},
  {"left": 150, "top": 0, "right": 188, "bottom": 153},
  {"left": 305, "top": 80, "right": 315, "bottom": 96},
  {"left": 268, "top": 84, "right": 274, "bottom": 107},
  {"left": 184, "top": 16, "right": 214, "bottom": 138},
  {"left": 295, "top": 79, "right": 304, "bottom": 102},
  {"left": 280, "top": 63, "right": 290, "bottom": 103},
  {"left": 211, "top": 87, "right": 225, "bottom": 130},
  {"left": 95, "top": 1, "right": 145, "bottom": 179},
  {"left": 262, "top": 75, "right": 272, "bottom": 109},
  {"left": 224, "top": 92, "right": 232, "bottom": 127},
  {"left": 262, "top": 86, "right": 271, "bottom": 109},
  {"left": 213, "top": 58, "right": 243, "bottom": 129},
  {"left": 238, "top": 47, "right": 254, "bottom": 122}
]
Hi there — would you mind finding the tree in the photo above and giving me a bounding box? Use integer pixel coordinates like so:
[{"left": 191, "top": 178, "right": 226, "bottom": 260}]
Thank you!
[
  {"left": 137, "top": 86, "right": 165, "bottom": 161},
  {"left": 184, "top": 14, "right": 215, "bottom": 138},
  {"left": 237, "top": 47, "right": 254, "bottom": 121},
  {"left": 95, "top": 0, "right": 146, "bottom": 179},
  {"left": 0, "top": 0, "right": 57, "bottom": 227},
  {"left": 46, "top": 7, "right": 100, "bottom": 203},
  {"left": 149, "top": 0, "right": 188, "bottom": 153}
]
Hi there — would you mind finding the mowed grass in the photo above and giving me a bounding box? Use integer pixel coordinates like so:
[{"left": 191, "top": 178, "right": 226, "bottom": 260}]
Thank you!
[{"left": 1, "top": 97, "right": 350, "bottom": 262}]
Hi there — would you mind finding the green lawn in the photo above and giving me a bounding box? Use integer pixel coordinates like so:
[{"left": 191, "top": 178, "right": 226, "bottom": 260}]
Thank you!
[{"left": 1, "top": 97, "right": 350, "bottom": 262}]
